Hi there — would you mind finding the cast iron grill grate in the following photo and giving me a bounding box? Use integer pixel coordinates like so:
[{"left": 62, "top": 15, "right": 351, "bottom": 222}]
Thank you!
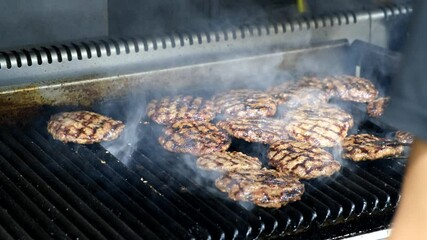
[{"left": 0, "top": 111, "right": 404, "bottom": 239}]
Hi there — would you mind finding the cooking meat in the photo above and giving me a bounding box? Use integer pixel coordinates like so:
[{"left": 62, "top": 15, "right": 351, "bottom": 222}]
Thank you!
[
  {"left": 197, "top": 151, "right": 262, "bottom": 172},
  {"left": 286, "top": 117, "right": 350, "bottom": 147},
  {"left": 367, "top": 97, "right": 390, "bottom": 117},
  {"left": 215, "top": 168, "right": 304, "bottom": 208},
  {"left": 395, "top": 130, "right": 414, "bottom": 144},
  {"left": 284, "top": 104, "right": 354, "bottom": 129},
  {"left": 213, "top": 89, "right": 277, "bottom": 118},
  {"left": 47, "top": 111, "right": 125, "bottom": 144},
  {"left": 323, "top": 75, "right": 378, "bottom": 102},
  {"left": 158, "top": 120, "right": 231, "bottom": 156},
  {"left": 146, "top": 95, "right": 216, "bottom": 125},
  {"left": 269, "top": 77, "right": 330, "bottom": 108},
  {"left": 217, "top": 118, "right": 289, "bottom": 144},
  {"left": 343, "top": 133, "right": 404, "bottom": 161},
  {"left": 268, "top": 140, "right": 341, "bottom": 179}
]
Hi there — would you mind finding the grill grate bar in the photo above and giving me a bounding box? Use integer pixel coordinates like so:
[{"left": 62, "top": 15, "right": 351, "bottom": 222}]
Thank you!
[
  {"left": 17, "top": 129, "right": 160, "bottom": 240},
  {"left": 304, "top": 183, "right": 343, "bottom": 224},
  {"left": 0, "top": 154, "right": 104, "bottom": 240},
  {"left": 0, "top": 222, "right": 14, "bottom": 240},
  {"left": 133, "top": 150, "right": 249, "bottom": 239},
  {"left": 0, "top": 186, "right": 53, "bottom": 239},
  {"left": 0, "top": 202, "right": 33, "bottom": 239}
]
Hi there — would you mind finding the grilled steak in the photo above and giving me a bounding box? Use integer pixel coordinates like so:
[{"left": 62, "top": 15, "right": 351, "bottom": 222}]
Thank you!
[
  {"left": 197, "top": 151, "right": 262, "bottom": 172},
  {"left": 213, "top": 89, "right": 277, "bottom": 118},
  {"left": 367, "top": 97, "right": 390, "bottom": 117},
  {"left": 47, "top": 111, "right": 125, "bottom": 144},
  {"left": 146, "top": 95, "right": 216, "bottom": 125},
  {"left": 343, "top": 133, "right": 404, "bottom": 161},
  {"left": 395, "top": 130, "right": 414, "bottom": 144},
  {"left": 286, "top": 117, "right": 350, "bottom": 147},
  {"left": 159, "top": 120, "right": 231, "bottom": 156},
  {"left": 323, "top": 75, "right": 378, "bottom": 102},
  {"left": 268, "top": 140, "right": 341, "bottom": 179},
  {"left": 215, "top": 169, "right": 304, "bottom": 208},
  {"left": 285, "top": 104, "right": 354, "bottom": 129},
  {"left": 217, "top": 118, "right": 289, "bottom": 144}
]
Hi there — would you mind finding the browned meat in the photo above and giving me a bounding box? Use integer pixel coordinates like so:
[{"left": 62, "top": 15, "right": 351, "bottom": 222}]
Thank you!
[
  {"left": 395, "top": 130, "right": 414, "bottom": 144},
  {"left": 367, "top": 97, "right": 390, "bottom": 117},
  {"left": 217, "top": 118, "right": 289, "bottom": 144},
  {"left": 286, "top": 117, "right": 350, "bottom": 147},
  {"left": 215, "top": 169, "right": 304, "bottom": 208},
  {"left": 146, "top": 95, "right": 216, "bottom": 125},
  {"left": 213, "top": 89, "right": 277, "bottom": 118},
  {"left": 268, "top": 140, "right": 341, "bottom": 179},
  {"left": 197, "top": 151, "right": 262, "bottom": 172},
  {"left": 159, "top": 120, "right": 231, "bottom": 156},
  {"left": 284, "top": 104, "right": 354, "bottom": 129},
  {"left": 47, "top": 111, "right": 125, "bottom": 144},
  {"left": 323, "top": 75, "right": 378, "bottom": 102},
  {"left": 343, "top": 133, "right": 404, "bottom": 161},
  {"left": 269, "top": 77, "right": 331, "bottom": 108}
]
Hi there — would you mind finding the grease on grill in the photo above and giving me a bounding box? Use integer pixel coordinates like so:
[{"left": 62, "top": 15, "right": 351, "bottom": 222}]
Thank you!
[
  {"left": 268, "top": 140, "right": 341, "bottom": 179},
  {"left": 215, "top": 168, "right": 304, "bottom": 208},
  {"left": 213, "top": 89, "right": 277, "bottom": 118},
  {"left": 343, "top": 133, "right": 404, "bottom": 161},
  {"left": 146, "top": 95, "right": 216, "bottom": 125},
  {"left": 47, "top": 111, "right": 125, "bottom": 144},
  {"left": 197, "top": 151, "right": 262, "bottom": 172},
  {"left": 158, "top": 120, "right": 231, "bottom": 156},
  {"left": 217, "top": 118, "right": 289, "bottom": 144}
]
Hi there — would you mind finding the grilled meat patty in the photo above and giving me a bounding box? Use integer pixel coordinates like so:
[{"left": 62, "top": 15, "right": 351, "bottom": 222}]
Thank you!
[
  {"left": 285, "top": 104, "right": 354, "bottom": 129},
  {"left": 217, "top": 118, "right": 289, "bottom": 144},
  {"left": 268, "top": 140, "right": 341, "bottom": 179},
  {"left": 286, "top": 117, "right": 350, "bottom": 147},
  {"left": 367, "top": 97, "right": 389, "bottom": 117},
  {"left": 159, "top": 120, "right": 231, "bottom": 156},
  {"left": 215, "top": 169, "right": 304, "bottom": 208},
  {"left": 343, "top": 133, "right": 404, "bottom": 161},
  {"left": 395, "top": 130, "right": 414, "bottom": 144},
  {"left": 47, "top": 111, "right": 125, "bottom": 144},
  {"left": 197, "top": 151, "right": 262, "bottom": 172},
  {"left": 323, "top": 75, "right": 378, "bottom": 102},
  {"left": 213, "top": 89, "right": 277, "bottom": 118},
  {"left": 270, "top": 79, "right": 330, "bottom": 108},
  {"left": 146, "top": 95, "right": 216, "bottom": 125}
]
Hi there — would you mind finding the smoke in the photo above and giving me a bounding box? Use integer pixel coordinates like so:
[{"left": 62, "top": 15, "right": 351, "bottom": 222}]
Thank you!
[{"left": 100, "top": 89, "right": 147, "bottom": 165}]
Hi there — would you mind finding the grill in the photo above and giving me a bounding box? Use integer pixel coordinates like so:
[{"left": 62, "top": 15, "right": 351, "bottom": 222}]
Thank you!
[{"left": 0, "top": 4, "right": 411, "bottom": 240}]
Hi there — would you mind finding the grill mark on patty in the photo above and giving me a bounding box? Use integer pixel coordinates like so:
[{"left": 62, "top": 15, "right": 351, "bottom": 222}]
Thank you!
[
  {"left": 147, "top": 95, "right": 216, "bottom": 125},
  {"left": 268, "top": 140, "right": 341, "bottom": 179},
  {"left": 159, "top": 120, "right": 231, "bottom": 156}
]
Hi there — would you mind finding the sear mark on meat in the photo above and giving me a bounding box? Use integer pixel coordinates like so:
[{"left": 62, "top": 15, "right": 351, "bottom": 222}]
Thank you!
[
  {"left": 343, "top": 133, "right": 404, "bottom": 161},
  {"left": 323, "top": 75, "right": 379, "bottom": 103},
  {"left": 268, "top": 140, "right": 341, "bottom": 179},
  {"left": 269, "top": 78, "right": 331, "bottom": 108},
  {"left": 286, "top": 117, "right": 350, "bottom": 147},
  {"left": 217, "top": 118, "right": 289, "bottom": 144},
  {"left": 47, "top": 111, "right": 125, "bottom": 144},
  {"left": 367, "top": 97, "right": 390, "bottom": 117},
  {"left": 215, "top": 168, "right": 304, "bottom": 208},
  {"left": 213, "top": 89, "right": 277, "bottom": 118},
  {"left": 284, "top": 104, "right": 354, "bottom": 129},
  {"left": 159, "top": 120, "right": 231, "bottom": 156},
  {"left": 197, "top": 151, "right": 262, "bottom": 172},
  {"left": 146, "top": 95, "right": 216, "bottom": 125},
  {"left": 395, "top": 130, "right": 414, "bottom": 144}
]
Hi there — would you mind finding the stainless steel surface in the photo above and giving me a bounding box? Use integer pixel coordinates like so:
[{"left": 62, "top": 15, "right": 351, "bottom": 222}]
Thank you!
[
  {"left": 0, "top": 5, "right": 411, "bottom": 88},
  {"left": 0, "top": 0, "right": 108, "bottom": 50}
]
